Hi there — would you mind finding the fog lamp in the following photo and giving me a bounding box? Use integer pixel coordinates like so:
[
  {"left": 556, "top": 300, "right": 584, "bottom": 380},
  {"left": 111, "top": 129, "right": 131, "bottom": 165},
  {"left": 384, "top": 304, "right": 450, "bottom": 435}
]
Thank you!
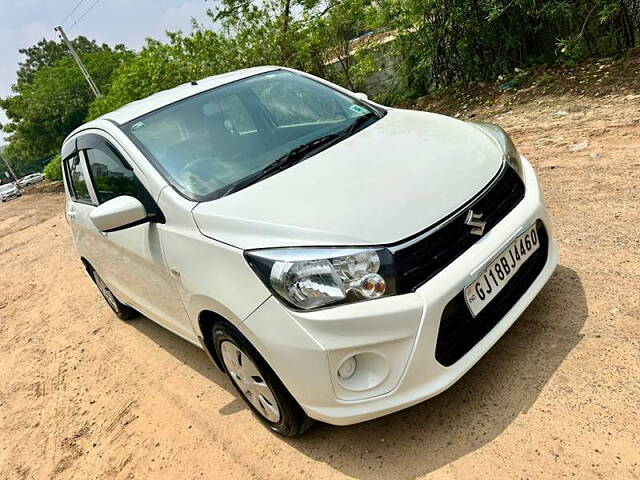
[{"left": 338, "top": 356, "right": 357, "bottom": 379}]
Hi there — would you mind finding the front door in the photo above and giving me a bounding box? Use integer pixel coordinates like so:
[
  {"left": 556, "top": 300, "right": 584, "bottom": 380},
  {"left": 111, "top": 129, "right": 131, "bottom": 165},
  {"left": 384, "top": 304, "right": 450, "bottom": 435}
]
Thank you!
[{"left": 64, "top": 134, "right": 195, "bottom": 341}]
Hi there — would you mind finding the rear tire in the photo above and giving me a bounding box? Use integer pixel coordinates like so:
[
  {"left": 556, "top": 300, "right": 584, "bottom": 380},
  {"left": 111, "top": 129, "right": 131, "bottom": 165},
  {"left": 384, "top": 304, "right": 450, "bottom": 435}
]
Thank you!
[
  {"left": 212, "top": 323, "right": 313, "bottom": 437},
  {"left": 91, "top": 269, "right": 138, "bottom": 320}
]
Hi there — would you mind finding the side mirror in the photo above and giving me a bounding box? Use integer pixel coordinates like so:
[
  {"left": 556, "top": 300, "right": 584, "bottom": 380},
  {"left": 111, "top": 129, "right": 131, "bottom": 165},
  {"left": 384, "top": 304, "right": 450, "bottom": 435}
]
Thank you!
[
  {"left": 90, "top": 196, "right": 148, "bottom": 232},
  {"left": 353, "top": 92, "right": 369, "bottom": 101}
]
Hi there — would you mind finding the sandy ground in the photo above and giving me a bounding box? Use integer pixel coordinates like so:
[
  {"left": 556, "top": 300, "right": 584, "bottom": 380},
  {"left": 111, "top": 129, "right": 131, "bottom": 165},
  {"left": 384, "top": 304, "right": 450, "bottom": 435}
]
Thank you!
[{"left": 1, "top": 62, "right": 640, "bottom": 480}]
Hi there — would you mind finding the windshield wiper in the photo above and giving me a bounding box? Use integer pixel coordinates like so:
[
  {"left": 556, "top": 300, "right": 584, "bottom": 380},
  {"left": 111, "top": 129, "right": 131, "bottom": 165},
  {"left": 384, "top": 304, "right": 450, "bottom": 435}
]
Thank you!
[
  {"left": 336, "top": 112, "right": 377, "bottom": 140},
  {"left": 221, "top": 113, "right": 377, "bottom": 197},
  {"left": 269, "top": 133, "right": 340, "bottom": 173}
]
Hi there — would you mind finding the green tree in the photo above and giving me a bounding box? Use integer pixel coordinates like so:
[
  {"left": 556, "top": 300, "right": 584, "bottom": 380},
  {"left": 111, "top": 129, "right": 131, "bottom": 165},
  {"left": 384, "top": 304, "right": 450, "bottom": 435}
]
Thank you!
[
  {"left": 15, "top": 36, "right": 116, "bottom": 86},
  {"left": 301, "top": 0, "right": 384, "bottom": 91},
  {"left": 6, "top": 0, "right": 638, "bottom": 170},
  {"left": 43, "top": 154, "right": 62, "bottom": 181},
  {"left": 1, "top": 40, "right": 132, "bottom": 167},
  {"left": 88, "top": 31, "right": 239, "bottom": 119},
  {"left": 89, "top": 1, "right": 385, "bottom": 118}
]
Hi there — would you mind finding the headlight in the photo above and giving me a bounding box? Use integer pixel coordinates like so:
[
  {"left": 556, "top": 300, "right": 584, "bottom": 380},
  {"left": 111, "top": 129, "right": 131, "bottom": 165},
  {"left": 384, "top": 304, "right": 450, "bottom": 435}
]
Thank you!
[
  {"left": 245, "top": 247, "right": 397, "bottom": 310},
  {"left": 470, "top": 123, "right": 523, "bottom": 180}
]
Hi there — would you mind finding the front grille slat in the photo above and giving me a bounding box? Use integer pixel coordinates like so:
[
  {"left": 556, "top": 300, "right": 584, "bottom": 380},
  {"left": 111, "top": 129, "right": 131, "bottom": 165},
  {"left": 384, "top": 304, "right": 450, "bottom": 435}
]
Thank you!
[{"left": 392, "top": 164, "right": 526, "bottom": 294}]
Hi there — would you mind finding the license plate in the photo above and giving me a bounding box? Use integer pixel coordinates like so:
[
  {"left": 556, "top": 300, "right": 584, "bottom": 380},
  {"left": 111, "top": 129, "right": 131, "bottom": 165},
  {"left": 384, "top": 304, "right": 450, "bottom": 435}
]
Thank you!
[{"left": 464, "top": 224, "right": 540, "bottom": 317}]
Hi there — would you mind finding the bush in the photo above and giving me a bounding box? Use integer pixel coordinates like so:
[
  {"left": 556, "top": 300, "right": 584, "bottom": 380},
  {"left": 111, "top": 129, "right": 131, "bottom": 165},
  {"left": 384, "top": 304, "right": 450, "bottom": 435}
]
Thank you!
[
  {"left": 387, "top": 0, "right": 637, "bottom": 97},
  {"left": 43, "top": 155, "right": 62, "bottom": 181}
]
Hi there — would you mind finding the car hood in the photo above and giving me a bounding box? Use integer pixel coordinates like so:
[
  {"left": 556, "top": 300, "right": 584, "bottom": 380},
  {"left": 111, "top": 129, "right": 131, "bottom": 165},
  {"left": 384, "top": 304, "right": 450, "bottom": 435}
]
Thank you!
[{"left": 192, "top": 109, "right": 503, "bottom": 250}]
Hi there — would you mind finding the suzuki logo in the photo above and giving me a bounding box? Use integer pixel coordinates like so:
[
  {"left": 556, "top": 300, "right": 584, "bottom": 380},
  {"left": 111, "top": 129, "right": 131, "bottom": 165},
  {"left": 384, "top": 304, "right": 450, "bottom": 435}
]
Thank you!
[{"left": 464, "top": 210, "right": 487, "bottom": 236}]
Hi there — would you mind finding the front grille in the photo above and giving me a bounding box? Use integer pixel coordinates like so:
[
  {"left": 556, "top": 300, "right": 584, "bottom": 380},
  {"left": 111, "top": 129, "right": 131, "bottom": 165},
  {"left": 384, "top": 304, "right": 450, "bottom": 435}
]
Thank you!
[
  {"left": 391, "top": 164, "right": 525, "bottom": 294},
  {"left": 435, "top": 221, "right": 549, "bottom": 366}
]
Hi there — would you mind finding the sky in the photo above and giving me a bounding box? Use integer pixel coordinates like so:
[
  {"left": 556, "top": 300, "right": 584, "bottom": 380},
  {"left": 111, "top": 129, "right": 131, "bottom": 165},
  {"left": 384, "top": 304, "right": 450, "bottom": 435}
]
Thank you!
[{"left": 0, "top": 0, "right": 216, "bottom": 144}]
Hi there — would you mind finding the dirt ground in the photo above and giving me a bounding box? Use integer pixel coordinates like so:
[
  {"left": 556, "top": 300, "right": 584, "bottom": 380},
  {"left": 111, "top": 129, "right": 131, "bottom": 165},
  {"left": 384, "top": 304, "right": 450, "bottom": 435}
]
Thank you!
[{"left": 1, "top": 56, "right": 639, "bottom": 480}]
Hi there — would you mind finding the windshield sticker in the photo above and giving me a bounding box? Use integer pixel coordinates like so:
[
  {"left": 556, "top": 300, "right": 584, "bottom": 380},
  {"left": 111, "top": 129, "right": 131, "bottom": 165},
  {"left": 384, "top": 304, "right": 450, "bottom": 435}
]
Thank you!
[
  {"left": 349, "top": 104, "right": 369, "bottom": 115},
  {"left": 130, "top": 121, "right": 145, "bottom": 132}
]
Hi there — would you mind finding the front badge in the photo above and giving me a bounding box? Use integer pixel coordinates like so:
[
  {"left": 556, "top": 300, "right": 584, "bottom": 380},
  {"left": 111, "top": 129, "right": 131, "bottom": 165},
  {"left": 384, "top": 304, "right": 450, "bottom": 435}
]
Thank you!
[{"left": 464, "top": 210, "right": 487, "bottom": 236}]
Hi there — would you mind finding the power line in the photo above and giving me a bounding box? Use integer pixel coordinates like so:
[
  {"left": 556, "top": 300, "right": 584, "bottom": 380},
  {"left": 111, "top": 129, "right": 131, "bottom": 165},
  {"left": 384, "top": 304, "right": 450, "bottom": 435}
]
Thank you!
[
  {"left": 69, "top": 0, "right": 104, "bottom": 29},
  {"left": 59, "top": 0, "right": 88, "bottom": 27}
]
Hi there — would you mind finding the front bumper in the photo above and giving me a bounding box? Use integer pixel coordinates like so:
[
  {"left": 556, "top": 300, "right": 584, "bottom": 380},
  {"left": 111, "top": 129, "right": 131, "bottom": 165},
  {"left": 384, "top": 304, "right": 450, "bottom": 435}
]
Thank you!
[{"left": 239, "top": 158, "right": 559, "bottom": 425}]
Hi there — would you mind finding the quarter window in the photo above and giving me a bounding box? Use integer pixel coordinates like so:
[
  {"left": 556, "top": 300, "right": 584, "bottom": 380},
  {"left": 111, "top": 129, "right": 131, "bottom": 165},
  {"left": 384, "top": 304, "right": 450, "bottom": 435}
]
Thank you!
[{"left": 67, "top": 155, "right": 92, "bottom": 203}]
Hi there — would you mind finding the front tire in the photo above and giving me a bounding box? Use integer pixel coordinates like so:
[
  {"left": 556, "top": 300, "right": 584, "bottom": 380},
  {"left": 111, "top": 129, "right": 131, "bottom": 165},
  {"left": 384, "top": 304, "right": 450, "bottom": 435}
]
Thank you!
[
  {"left": 212, "top": 323, "right": 313, "bottom": 437},
  {"left": 91, "top": 269, "right": 137, "bottom": 320}
]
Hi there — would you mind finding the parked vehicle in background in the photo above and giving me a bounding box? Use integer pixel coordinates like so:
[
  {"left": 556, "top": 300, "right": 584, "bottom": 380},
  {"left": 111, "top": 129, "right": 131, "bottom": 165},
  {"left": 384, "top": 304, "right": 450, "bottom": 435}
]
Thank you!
[
  {"left": 17, "top": 172, "right": 44, "bottom": 187},
  {"left": 0, "top": 183, "right": 21, "bottom": 202},
  {"left": 61, "top": 66, "right": 558, "bottom": 437}
]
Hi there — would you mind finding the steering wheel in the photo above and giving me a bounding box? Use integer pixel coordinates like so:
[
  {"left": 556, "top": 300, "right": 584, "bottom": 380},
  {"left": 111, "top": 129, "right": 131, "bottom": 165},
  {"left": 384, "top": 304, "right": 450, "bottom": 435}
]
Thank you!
[{"left": 180, "top": 156, "right": 229, "bottom": 192}]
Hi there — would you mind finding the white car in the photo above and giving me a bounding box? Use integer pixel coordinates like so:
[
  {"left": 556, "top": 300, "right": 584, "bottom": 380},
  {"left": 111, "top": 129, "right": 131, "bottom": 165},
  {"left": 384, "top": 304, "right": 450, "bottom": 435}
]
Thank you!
[
  {"left": 17, "top": 172, "right": 44, "bottom": 187},
  {"left": 0, "top": 182, "right": 21, "bottom": 202},
  {"left": 61, "top": 67, "right": 558, "bottom": 436}
]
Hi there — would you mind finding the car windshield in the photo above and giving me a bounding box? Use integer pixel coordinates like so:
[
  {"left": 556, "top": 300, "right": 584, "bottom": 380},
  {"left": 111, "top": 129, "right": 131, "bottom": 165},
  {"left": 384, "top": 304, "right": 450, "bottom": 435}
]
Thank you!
[
  {"left": 0, "top": 184, "right": 14, "bottom": 192},
  {"left": 124, "top": 70, "right": 381, "bottom": 201}
]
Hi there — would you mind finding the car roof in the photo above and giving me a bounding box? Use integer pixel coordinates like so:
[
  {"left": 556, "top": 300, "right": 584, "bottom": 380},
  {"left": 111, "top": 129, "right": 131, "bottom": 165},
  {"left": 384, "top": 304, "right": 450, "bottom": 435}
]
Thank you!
[{"left": 100, "top": 66, "right": 279, "bottom": 126}]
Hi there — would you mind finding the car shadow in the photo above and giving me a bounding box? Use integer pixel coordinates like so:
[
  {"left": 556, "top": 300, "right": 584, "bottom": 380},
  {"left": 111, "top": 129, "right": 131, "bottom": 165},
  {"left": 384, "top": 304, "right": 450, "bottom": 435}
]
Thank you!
[
  {"left": 124, "top": 314, "right": 238, "bottom": 401},
  {"left": 283, "top": 265, "right": 587, "bottom": 479}
]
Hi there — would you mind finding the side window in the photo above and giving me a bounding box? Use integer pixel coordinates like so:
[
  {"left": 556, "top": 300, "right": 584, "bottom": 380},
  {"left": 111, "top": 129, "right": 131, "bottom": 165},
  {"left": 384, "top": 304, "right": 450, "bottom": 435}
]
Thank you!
[
  {"left": 66, "top": 155, "right": 93, "bottom": 203},
  {"left": 85, "top": 147, "right": 138, "bottom": 204}
]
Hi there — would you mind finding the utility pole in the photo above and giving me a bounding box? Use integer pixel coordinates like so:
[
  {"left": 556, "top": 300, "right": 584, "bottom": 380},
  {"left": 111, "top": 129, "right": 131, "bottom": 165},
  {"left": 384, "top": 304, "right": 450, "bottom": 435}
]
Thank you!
[
  {"left": 54, "top": 25, "right": 101, "bottom": 98},
  {"left": 0, "top": 149, "right": 19, "bottom": 184}
]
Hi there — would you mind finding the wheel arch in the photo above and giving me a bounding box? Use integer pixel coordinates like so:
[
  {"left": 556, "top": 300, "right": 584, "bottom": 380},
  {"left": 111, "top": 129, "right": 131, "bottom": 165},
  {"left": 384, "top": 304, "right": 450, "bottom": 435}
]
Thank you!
[
  {"left": 80, "top": 256, "right": 93, "bottom": 275},
  {"left": 198, "top": 310, "right": 234, "bottom": 372}
]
